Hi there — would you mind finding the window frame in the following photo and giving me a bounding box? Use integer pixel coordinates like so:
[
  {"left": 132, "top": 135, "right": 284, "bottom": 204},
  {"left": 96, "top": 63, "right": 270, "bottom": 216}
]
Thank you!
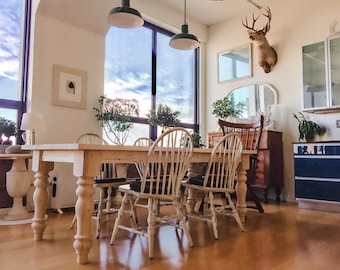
[
  {"left": 105, "top": 21, "right": 200, "bottom": 141},
  {"left": 0, "top": 0, "right": 31, "bottom": 144}
]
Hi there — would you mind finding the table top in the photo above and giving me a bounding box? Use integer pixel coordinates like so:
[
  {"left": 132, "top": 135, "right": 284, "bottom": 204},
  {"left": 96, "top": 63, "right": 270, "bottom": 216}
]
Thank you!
[
  {"left": 22, "top": 143, "right": 254, "bottom": 153},
  {"left": 0, "top": 153, "right": 32, "bottom": 160},
  {"left": 22, "top": 143, "right": 255, "bottom": 165}
]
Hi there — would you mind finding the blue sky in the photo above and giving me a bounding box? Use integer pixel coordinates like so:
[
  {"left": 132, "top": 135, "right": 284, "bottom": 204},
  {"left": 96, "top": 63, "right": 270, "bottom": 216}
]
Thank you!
[
  {"left": 0, "top": 0, "right": 21, "bottom": 101},
  {"left": 105, "top": 25, "right": 195, "bottom": 121}
]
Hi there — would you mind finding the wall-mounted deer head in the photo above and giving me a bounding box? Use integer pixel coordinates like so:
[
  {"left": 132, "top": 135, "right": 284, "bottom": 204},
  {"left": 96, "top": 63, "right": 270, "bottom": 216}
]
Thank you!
[{"left": 242, "top": 7, "right": 278, "bottom": 73}]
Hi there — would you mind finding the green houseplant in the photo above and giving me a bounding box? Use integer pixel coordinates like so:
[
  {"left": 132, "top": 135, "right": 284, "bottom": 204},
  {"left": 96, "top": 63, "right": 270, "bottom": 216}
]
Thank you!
[
  {"left": 93, "top": 96, "right": 140, "bottom": 145},
  {"left": 0, "top": 116, "right": 17, "bottom": 145},
  {"left": 212, "top": 97, "right": 245, "bottom": 120},
  {"left": 192, "top": 131, "right": 205, "bottom": 148},
  {"left": 146, "top": 104, "right": 180, "bottom": 130},
  {"left": 293, "top": 112, "right": 326, "bottom": 142},
  {"left": 181, "top": 131, "right": 205, "bottom": 148}
]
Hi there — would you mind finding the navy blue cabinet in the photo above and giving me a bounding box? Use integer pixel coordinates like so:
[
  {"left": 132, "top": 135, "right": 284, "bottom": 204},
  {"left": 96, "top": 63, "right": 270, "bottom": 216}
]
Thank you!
[{"left": 293, "top": 142, "right": 340, "bottom": 211}]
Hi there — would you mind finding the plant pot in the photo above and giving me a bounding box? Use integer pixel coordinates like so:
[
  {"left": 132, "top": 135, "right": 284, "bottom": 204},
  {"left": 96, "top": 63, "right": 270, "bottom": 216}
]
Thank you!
[{"left": 0, "top": 144, "right": 10, "bottom": 154}]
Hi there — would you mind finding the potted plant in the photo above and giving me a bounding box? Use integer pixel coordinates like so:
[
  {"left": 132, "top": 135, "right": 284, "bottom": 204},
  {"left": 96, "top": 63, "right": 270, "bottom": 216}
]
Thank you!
[
  {"left": 93, "top": 96, "right": 140, "bottom": 145},
  {"left": 0, "top": 117, "right": 17, "bottom": 145},
  {"left": 212, "top": 97, "right": 245, "bottom": 120},
  {"left": 181, "top": 131, "right": 205, "bottom": 148},
  {"left": 146, "top": 104, "right": 180, "bottom": 131},
  {"left": 192, "top": 131, "right": 205, "bottom": 148},
  {"left": 293, "top": 112, "right": 326, "bottom": 142},
  {"left": 0, "top": 117, "right": 17, "bottom": 153}
]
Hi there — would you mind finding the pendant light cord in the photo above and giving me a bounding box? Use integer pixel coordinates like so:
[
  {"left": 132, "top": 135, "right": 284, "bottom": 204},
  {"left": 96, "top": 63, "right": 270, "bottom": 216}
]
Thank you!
[{"left": 184, "top": 0, "right": 187, "bottom": 24}]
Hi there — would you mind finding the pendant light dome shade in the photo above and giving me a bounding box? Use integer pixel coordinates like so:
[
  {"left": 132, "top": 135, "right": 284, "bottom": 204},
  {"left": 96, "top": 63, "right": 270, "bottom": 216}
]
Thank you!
[
  {"left": 107, "top": 0, "right": 144, "bottom": 29},
  {"left": 169, "top": 0, "right": 199, "bottom": 50},
  {"left": 169, "top": 23, "right": 200, "bottom": 50}
]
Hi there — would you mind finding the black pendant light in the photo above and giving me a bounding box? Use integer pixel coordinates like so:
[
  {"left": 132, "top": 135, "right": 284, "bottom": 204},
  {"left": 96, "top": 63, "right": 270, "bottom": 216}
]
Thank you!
[
  {"left": 107, "top": 0, "right": 144, "bottom": 28},
  {"left": 169, "top": 0, "right": 200, "bottom": 50}
]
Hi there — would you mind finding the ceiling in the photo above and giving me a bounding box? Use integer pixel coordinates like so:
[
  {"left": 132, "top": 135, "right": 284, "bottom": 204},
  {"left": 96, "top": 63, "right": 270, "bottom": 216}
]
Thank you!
[
  {"left": 157, "top": 0, "right": 273, "bottom": 26},
  {"left": 37, "top": 0, "right": 274, "bottom": 35}
]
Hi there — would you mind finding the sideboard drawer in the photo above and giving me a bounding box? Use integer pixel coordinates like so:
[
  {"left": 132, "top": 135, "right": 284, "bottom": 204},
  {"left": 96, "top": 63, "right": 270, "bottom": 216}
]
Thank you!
[
  {"left": 295, "top": 178, "right": 340, "bottom": 202},
  {"left": 294, "top": 157, "right": 340, "bottom": 178}
]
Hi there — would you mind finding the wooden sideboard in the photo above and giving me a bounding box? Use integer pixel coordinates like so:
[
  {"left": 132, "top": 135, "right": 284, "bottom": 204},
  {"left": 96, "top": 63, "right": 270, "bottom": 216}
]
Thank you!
[
  {"left": 208, "top": 130, "right": 283, "bottom": 202},
  {"left": 293, "top": 142, "right": 340, "bottom": 212}
]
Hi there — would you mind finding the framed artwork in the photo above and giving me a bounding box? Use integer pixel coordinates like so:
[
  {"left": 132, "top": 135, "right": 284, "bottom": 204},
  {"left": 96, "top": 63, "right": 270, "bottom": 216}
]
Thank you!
[
  {"left": 218, "top": 44, "right": 252, "bottom": 83},
  {"left": 52, "top": 65, "right": 87, "bottom": 109}
]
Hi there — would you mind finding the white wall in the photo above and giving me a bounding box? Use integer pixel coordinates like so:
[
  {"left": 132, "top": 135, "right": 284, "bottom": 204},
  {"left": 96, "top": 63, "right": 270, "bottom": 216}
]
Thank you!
[
  {"left": 205, "top": 0, "right": 340, "bottom": 201},
  {"left": 29, "top": 15, "right": 104, "bottom": 144}
]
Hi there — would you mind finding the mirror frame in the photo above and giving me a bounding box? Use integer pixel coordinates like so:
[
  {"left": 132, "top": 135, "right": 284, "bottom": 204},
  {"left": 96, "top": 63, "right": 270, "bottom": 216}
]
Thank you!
[
  {"left": 227, "top": 83, "right": 278, "bottom": 119},
  {"left": 218, "top": 44, "right": 252, "bottom": 83}
]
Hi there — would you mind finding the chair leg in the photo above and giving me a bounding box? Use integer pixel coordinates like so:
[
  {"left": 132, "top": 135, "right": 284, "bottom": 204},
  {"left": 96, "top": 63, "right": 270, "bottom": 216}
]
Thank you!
[
  {"left": 147, "top": 198, "right": 156, "bottom": 259},
  {"left": 96, "top": 187, "right": 106, "bottom": 238},
  {"left": 225, "top": 192, "right": 244, "bottom": 232},
  {"left": 176, "top": 198, "right": 193, "bottom": 247},
  {"left": 247, "top": 185, "right": 264, "bottom": 213},
  {"left": 69, "top": 214, "right": 76, "bottom": 229},
  {"left": 127, "top": 194, "right": 138, "bottom": 227},
  {"left": 208, "top": 191, "right": 218, "bottom": 240},
  {"left": 110, "top": 192, "right": 128, "bottom": 245}
]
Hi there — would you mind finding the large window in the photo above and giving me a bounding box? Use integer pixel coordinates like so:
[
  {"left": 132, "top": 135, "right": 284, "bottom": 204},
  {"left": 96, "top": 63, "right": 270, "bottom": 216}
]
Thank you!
[
  {"left": 104, "top": 22, "right": 199, "bottom": 144},
  {"left": 0, "top": 0, "right": 30, "bottom": 144}
]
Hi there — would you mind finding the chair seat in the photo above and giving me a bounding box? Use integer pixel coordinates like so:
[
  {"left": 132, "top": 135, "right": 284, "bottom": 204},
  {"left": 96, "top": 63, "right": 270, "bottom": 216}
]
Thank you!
[
  {"left": 183, "top": 178, "right": 235, "bottom": 194},
  {"left": 187, "top": 177, "right": 234, "bottom": 191},
  {"left": 95, "top": 178, "right": 127, "bottom": 185},
  {"left": 130, "top": 180, "right": 170, "bottom": 194}
]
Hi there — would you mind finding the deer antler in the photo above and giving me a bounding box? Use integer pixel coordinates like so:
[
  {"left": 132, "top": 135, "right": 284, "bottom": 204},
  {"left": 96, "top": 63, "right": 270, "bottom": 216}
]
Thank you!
[
  {"left": 261, "top": 7, "right": 272, "bottom": 33},
  {"left": 242, "top": 6, "right": 272, "bottom": 34},
  {"left": 242, "top": 13, "right": 260, "bottom": 32}
]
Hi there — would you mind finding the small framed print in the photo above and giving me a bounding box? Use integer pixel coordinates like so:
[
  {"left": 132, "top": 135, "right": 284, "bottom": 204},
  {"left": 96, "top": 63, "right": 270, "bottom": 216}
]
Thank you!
[{"left": 52, "top": 65, "right": 87, "bottom": 109}]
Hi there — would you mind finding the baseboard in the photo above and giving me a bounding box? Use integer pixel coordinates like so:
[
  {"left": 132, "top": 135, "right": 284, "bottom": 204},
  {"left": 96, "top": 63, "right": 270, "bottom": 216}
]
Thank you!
[{"left": 296, "top": 198, "right": 340, "bottom": 213}]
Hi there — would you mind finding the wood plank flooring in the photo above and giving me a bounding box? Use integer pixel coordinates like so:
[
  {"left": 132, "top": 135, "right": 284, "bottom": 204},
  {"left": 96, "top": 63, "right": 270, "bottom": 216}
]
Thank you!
[{"left": 0, "top": 202, "right": 340, "bottom": 270}]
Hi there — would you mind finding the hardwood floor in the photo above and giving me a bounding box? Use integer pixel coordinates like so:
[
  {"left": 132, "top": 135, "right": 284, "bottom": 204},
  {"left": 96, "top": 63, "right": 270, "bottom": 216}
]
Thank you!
[{"left": 1, "top": 202, "right": 340, "bottom": 270}]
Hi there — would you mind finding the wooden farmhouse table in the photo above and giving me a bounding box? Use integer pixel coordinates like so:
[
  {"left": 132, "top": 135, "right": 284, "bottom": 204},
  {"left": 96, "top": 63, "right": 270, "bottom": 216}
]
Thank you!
[{"left": 22, "top": 144, "right": 255, "bottom": 264}]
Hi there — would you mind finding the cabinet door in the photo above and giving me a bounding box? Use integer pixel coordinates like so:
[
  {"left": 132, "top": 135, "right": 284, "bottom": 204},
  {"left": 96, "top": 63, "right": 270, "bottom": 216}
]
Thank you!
[
  {"left": 329, "top": 35, "right": 340, "bottom": 107},
  {"left": 302, "top": 41, "right": 327, "bottom": 110}
]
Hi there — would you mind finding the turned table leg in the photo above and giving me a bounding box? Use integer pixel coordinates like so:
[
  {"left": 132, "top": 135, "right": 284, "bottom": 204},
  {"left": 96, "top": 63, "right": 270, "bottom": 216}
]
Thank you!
[
  {"left": 236, "top": 168, "right": 247, "bottom": 222},
  {"left": 31, "top": 162, "right": 54, "bottom": 241},
  {"left": 73, "top": 176, "right": 95, "bottom": 264}
]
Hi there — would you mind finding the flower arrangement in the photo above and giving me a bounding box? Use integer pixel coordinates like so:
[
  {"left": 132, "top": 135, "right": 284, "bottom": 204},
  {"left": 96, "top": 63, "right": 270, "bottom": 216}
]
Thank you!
[
  {"left": 0, "top": 117, "right": 17, "bottom": 145},
  {"left": 146, "top": 104, "right": 180, "bottom": 128},
  {"left": 93, "top": 96, "right": 140, "bottom": 145}
]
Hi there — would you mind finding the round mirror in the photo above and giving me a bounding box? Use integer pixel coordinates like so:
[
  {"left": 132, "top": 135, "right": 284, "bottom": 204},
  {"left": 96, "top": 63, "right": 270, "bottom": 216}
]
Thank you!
[{"left": 227, "top": 83, "right": 278, "bottom": 119}]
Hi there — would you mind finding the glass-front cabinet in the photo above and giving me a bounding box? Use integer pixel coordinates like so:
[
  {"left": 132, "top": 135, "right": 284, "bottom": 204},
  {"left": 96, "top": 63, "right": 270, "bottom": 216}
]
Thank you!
[
  {"left": 302, "top": 41, "right": 327, "bottom": 109},
  {"left": 302, "top": 33, "right": 340, "bottom": 112},
  {"left": 329, "top": 35, "right": 340, "bottom": 107}
]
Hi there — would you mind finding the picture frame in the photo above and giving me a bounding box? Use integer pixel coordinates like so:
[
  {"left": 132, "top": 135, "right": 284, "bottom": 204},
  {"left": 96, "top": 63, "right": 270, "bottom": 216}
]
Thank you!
[
  {"left": 52, "top": 65, "right": 87, "bottom": 109},
  {"left": 218, "top": 44, "right": 252, "bottom": 83}
]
